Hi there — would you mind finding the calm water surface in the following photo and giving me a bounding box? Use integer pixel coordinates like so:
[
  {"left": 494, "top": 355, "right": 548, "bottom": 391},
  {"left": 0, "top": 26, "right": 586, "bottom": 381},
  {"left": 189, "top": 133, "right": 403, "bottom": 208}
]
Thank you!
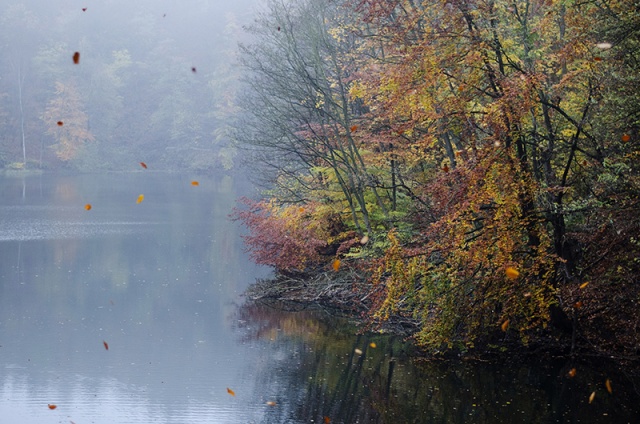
[{"left": 1, "top": 173, "right": 639, "bottom": 424}]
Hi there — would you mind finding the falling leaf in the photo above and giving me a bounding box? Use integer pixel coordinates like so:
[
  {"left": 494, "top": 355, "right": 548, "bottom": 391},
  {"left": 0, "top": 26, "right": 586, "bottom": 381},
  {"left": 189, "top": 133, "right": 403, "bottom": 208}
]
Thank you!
[
  {"left": 442, "top": 164, "right": 449, "bottom": 173},
  {"left": 266, "top": 401, "right": 277, "bottom": 406},
  {"left": 136, "top": 194, "right": 144, "bottom": 204},
  {"left": 139, "top": 162, "right": 148, "bottom": 169},
  {"left": 332, "top": 259, "right": 341, "bottom": 271},
  {"left": 605, "top": 379, "right": 612, "bottom": 394},
  {"left": 505, "top": 267, "right": 520, "bottom": 280},
  {"left": 72, "top": 52, "right": 80, "bottom": 64},
  {"left": 574, "top": 301, "right": 583, "bottom": 309},
  {"left": 567, "top": 368, "right": 577, "bottom": 378},
  {"left": 324, "top": 417, "right": 331, "bottom": 424},
  {"left": 277, "top": 26, "right": 281, "bottom": 31},
  {"left": 82, "top": 7, "right": 87, "bottom": 12},
  {"left": 501, "top": 319, "right": 509, "bottom": 332},
  {"left": 103, "top": 341, "right": 109, "bottom": 350},
  {"left": 227, "top": 387, "right": 235, "bottom": 396},
  {"left": 84, "top": 204, "right": 92, "bottom": 211},
  {"left": 360, "top": 235, "right": 369, "bottom": 245},
  {"left": 354, "top": 348, "right": 363, "bottom": 355},
  {"left": 191, "top": 67, "right": 197, "bottom": 73},
  {"left": 593, "top": 56, "right": 603, "bottom": 62},
  {"left": 596, "top": 42, "right": 612, "bottom": 49},
  {"left": 589, "top": 391, "right": 596, "bottom": 404},
  {"left": 621, "top": 134, "right": 630, "bottom": 142},
  {"left": 298, "top": 207, "right": 304, "bottom": 213},
  {"left": 458, "top": 85, "right": 464, "bottom": 91},
  {"left": 350, "top": 125, "right": 358, "bottom": 132},
  {"left": 57, "top": 121, "right": 64, "bottom": 126},
  {"left": 48, "top": 404, "right": 57, "bottom": 410},
  {"left": 579, "top": 282, "right": 589, "bottom": 289},
  {"left": 369, "top": 342, "right": 377, "bottom": 348},
  {"left": 191, "top": 181, "right": 199, "bottom": 186}
]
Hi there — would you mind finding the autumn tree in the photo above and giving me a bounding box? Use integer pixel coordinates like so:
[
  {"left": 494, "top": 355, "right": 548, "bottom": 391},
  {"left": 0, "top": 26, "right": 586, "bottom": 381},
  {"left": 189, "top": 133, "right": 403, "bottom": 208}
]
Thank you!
[{"left": 42, "top": 81, "right": 94, "bottom": 162}]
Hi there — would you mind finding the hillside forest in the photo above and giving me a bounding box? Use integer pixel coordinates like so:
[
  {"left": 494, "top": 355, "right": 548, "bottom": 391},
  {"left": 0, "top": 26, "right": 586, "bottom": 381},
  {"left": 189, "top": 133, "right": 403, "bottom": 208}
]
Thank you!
[
  {"left": 0, "top": 0, "right": 256, "bottom": 172},
  {"left": 232, "top": 0, "right": 640, "bottom": 359}
]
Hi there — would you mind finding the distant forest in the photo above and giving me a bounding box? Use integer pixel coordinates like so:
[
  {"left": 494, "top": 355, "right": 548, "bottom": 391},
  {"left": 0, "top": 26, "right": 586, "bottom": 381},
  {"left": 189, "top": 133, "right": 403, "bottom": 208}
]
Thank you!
[
  {"left": 233, "top": 0, "right": 640, "bottom": 358},
  {"left": 0, "top": 0, "right": 256, "bottom": 172}
]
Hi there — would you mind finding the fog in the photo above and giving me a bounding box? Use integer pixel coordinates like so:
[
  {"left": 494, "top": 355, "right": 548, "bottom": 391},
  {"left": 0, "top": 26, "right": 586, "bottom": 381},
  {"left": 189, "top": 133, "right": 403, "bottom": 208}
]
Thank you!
[{"left": 0, "top": 0, "right": 260, "bottom": 172}]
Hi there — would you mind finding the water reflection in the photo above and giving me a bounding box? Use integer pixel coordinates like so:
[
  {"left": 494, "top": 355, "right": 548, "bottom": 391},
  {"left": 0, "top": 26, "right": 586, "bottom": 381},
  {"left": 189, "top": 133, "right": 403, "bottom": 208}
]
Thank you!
[{"left": 236, "top": 300, "right": 640, "bottom": 424}]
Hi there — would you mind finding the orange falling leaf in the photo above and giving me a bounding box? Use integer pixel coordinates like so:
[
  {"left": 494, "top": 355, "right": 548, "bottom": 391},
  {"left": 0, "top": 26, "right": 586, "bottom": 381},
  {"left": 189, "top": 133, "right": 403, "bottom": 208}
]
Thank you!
[
  {"left": 332, "top": 259, "right": 341, "bottom": 271},
  {"left": 298, "top": 207, "right": 304, "bottom": 213},
  {"left": 505, "top": 267, "right": 520, "bottom": 280},
  {"left": 369, "top": 342, "right": 377, "bottom": 348},
  {"left": 57, "top": 121, "right": 64, "bottom": 126},
  {"left": 84, "top": 204, "right": 92, "bottom": 211},
  {"left": 589, "top": 391, "right": 596, "bottom": 404},
  {"left": 103, "top": 341, "right": 109, "bottom": 350},
  {"left": 72, "top": 52, "right": 80, "bottom": 64},
  {"left": 442, "top": 164, "right": 449, "bottom": 173},
  {"left": 593, "top": 56, "right": 603, "bottom": 62},
  {"left": 605, "top": 379, "right": 612, "bottom": 394},
  {"left": 266, "top": 401, "right": 277, "bottom": 406},
  {"left": 501, "top": 319, "right": 509, "bottom": 332},
  {"left": 191, "top": 181, "right": 199, "bottom": 186},
  {"left": 579, "top": 282, "right": 589, "bottom": 289},
  {"left": 226, "top": 387, "right": 235, "bottom": 396},
  {"left": 324, "top": 417, "right": 331, "bottom": 424},
  {"left": 574, "top": 301, "right": 584, "bottom": 309},
  {"left": 567, "top": 368, "right": 577, "bottom": 378},
  {"left": 350, "top": 125, "right": 358, "bottom": 132},
  {"left": 139, "top": 162, "right": 148, "bottom": 169},
  {"left": 621, "top": 134, "right": 631, "bottom": 142},
  {"left": 136, "top": 194, "right": 144, "bottom": 204},
  {"left": 48, "top": 404, "right": 57, "bottom": 410}
]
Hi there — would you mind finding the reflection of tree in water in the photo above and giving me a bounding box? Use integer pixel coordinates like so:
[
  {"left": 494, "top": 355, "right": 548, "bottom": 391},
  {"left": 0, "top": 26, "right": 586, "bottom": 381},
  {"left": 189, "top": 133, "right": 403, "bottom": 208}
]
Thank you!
[{"left": 235, "top": 300, "right": 640, "bottom": 423}]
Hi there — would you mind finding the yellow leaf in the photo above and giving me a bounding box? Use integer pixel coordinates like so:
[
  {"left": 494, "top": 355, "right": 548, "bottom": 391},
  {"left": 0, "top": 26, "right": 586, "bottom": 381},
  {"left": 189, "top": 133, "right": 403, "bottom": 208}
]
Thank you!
[
  {"left": 579, "top": 282, "right": 589, "bottom": 289},
  {"left": 505, "top": 267, "right": 520, "bottom": 280},
  {"left": 369, "top": 342, "right": 377, "bottom": 349},
  {"left": 332, "top": 259, "right": 341, "bottom": 271},
  {"left": 501, "top": 320, "right": 509, "bottom": 332},
  {"left": 227, "top": 387, "right": 235, "bottom": 396},
  {"left": 589, "top": 391, "right": 596, "bottom": 404},
  {"left": 136, "top": 194, "right": 144, "bottom": 204},
  {"left": 605, "top": 379, "right": 612, "bottom": 394}
]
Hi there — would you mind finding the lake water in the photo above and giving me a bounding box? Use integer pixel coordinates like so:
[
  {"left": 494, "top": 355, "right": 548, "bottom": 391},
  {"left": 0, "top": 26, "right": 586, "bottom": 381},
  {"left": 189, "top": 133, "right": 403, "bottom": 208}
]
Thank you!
[{"left": 1, "top": 173, "right": 639, "bottom": 424}]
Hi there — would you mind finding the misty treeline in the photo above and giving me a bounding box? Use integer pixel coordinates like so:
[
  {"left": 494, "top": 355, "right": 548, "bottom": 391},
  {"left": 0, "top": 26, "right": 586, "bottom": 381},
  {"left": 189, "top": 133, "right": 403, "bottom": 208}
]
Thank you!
[
  {"left": 233, "top": 0, "right": 640, "bottom": 357},
  {"left": 0, "top": 0, "right": 257, "bottom": 171}
]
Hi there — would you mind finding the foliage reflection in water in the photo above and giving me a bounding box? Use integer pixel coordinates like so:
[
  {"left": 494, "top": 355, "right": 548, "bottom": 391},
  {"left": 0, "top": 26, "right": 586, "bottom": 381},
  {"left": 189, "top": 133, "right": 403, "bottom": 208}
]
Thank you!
[{"left": 236, "top": 300, "right": 640, "bottom": 424}]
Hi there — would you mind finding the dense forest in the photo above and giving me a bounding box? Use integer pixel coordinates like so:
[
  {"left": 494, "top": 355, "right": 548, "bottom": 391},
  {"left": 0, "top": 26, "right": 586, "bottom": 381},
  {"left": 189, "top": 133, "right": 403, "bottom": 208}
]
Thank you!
[
  {"left": 233, "top": 0, "right": 640, "bottom": 359},
  {"left": 0, "top": 0, "right": 256, "bottom": 172}
]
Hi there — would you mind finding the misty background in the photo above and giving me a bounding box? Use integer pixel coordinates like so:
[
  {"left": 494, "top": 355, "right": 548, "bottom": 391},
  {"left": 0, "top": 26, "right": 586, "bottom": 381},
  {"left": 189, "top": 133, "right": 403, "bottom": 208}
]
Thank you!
[{"left": 0, "top": 0, "right": 259, "bottom": 172}]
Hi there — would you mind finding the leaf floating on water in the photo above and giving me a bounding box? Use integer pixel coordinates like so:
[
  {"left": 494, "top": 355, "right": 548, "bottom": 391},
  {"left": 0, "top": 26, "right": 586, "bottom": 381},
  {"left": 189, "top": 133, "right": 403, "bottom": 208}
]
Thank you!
[
  {"left": 139, "top": 162, "right": 148, "bottom": 169},
  {"left": 579, "top": 282, "right": 589, "bottom": 289},
  {"left": 191, "top": 181, "right": 199, "bottom": 186},
  {"left": 72, "top": 52, "right": 80, "bottom": 64},
  {"left": 266, "top": 401, "right": 277, "bottom": 406},
  {"left": 48, "top": 404, "right": 57, "bottom": 410},
  {"left": 501, "top": 319, "right": 509, "bottom": 332},
  {"left": 621, "top": 134, "right": 630, "bottom": 142},
  {"left": 136, "top": 194, "right": 144, "bottom": 204},
  {"left": 354, "top": 348, "right": 363, "bottom": 355},
  {"left": 103, "top": 341, "right": 109, "bottom": 350},
  {"left": 57, "top": 121, "right": 64, "bottom": 126},
  {"left": 605, "top": 379, "right": 613, "bottom": 394},
  {"left": 505, "top": 267, "right": 520, "bottom": 280},
  {"left": 589, "top": 391, "right": 596, "bottom": 404},
  {"left": 567, "top": 368, "right": 577, "bottom": 378},
  {"left": 369, "top": 342, "right": 377, "bottom": 348},
  {"left": 332, "top": 259, "right": 341, "bottom": 271},
  {"left": 226, "top": 387, "right": 235, "bottom": 396},
  {"left": 360, "top": 235, "right": 369, "bottom": 245},
  {"left": 84, "top": 204, "right": 92, "bottom": 211}
]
